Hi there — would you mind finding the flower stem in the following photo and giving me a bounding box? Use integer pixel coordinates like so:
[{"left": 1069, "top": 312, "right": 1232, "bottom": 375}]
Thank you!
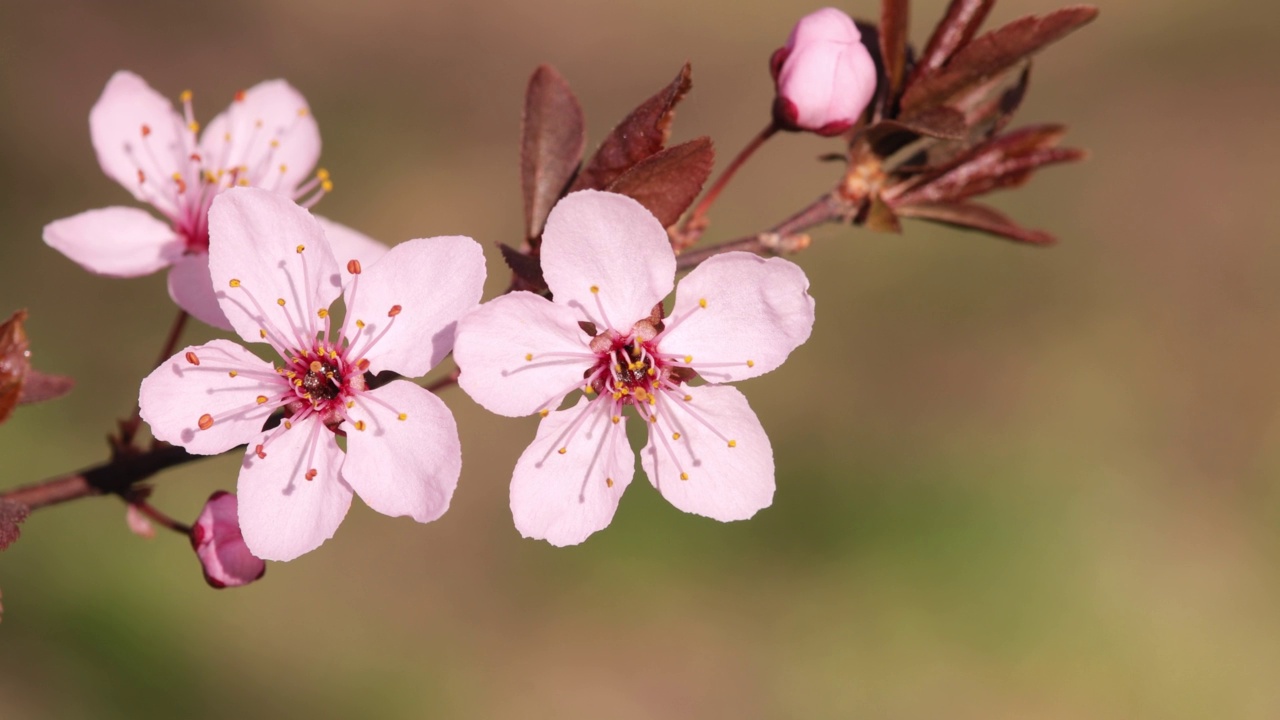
[
  {"left": 129, "top": 499, "right": 192, "bottom": 535},
  {"left": 676, "top": 121, "right": 779, "bottom": 252},
  {"left": 675, "top": 191, "right": 849, "bottom": 270}
]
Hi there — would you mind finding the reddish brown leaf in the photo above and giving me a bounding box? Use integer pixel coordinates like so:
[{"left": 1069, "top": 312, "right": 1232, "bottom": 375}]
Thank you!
[
  {"left": 864, "top": 194, "right": 902, "bottom": 233},
  {"left": 571, "top": 63, "right": 693, "bottom": 192},
  {"left": 19, "top": 370, "right": 74, "bottom": 405},
  {"left": 910, "top": 0, "right": 995, "bottom": 82},
  {"left": 864, "top": 106, "right": 968, "bottom": 158},
  {"left": 521, "top": 65, "right": 586, "bottom": 241},
  {"left": 900, "top": 145, "right": 1084, "bottom": 205},
  {"left": 893, "top": 123, "right": 1071, "bottom": 197},
  {"left": 0, "top": 499, "right": 29, "bottom": 551},
  {"left": 879, "top": 0, "right": 910, "bottom": 101},
  {"left": 0, "top": 310, "right": 30, "bottom": 426},
  {"left": 901, "top": 6, "right": 1099, "bottom": 114},
  {"left": 498, "top": 243, "right": 545, "bottom": 290},
  {"left": 896, "top": 200, "right": 1057, "bottom": 245},
  {"left": 963, "top": 63, "right": 1031, "bottom": 139},
  {"left": 606, "top": 137, "right": 714, "bottom": 228}
]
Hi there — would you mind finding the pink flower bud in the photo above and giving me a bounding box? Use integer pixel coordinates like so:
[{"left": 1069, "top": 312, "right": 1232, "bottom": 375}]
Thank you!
[
  {"left": 190, "top": 491, "right": 265, "bottom": 589},
  {"left": 771, "top": 8, "right": 878, "bottom": 136}
]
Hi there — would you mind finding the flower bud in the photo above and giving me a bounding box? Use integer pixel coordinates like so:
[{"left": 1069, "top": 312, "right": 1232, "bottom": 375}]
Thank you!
[
  {"left": 771, "top": 8, "right": 878, "bottom": 136},
  {"left": 190, "top": 491, "right": 265, "bottom": 589}
]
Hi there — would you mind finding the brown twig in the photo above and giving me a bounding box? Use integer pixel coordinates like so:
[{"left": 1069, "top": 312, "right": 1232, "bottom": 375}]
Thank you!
[
  {"left": 675, "top": 191, "right": 851, "bottom": 270},
  {"left": 1, "top": 443, "right": 196, "bottom": 511},
  {"left": 676, "top": 121, "right": 779, "bottom": 251}
]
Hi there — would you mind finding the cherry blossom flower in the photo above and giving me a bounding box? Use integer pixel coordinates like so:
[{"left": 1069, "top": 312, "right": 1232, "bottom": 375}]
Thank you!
[
  {"left": 190, "top": 492, "right": 265, "bottom": 588},
  {"left": 43, "top": 71, "right": 387, "bottom": 329},
  {"left": 770, "top": 8, "right": 878, "bottom": 135},
  {"left": 453, "top": 190, "right": 815, "bottom": 546},
  {"left": 139, "top": 187, "right": 485, "bottom": 561}
]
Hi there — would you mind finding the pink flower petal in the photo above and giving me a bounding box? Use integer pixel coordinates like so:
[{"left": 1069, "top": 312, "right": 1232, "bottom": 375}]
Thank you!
[
  {"left": 191, "top": 491, "right": 265, "bottom": 588},
  {"left": 341, "top": 381, "right": 460, "bottom": 523},
  {"left": 510, "top": 396, "right": 634, "bottom": 546},
  {"left": 659, "top": 253, "right": 814, "bottom": 383},
  {"left": 776, "top": 8, "right": 877, "bottom": 132},
  {"left": 140, "top": 339, "right": 283, "bottom": 455},
  {"left": 126, "top": 504, "right": 156, "bottom": 539},
  {"left": 207, "top": 187, "right": 341, "bottom": 347},
  {"left": 89, "top": 71, "right": 183, "bottom": 203},
  {"left": 236, "top": 416, "right": 352, "bottom": 561},
  {"left": 43, "top": 207, "right": 183, "bottom": 277},
  {"left": 640, "top": 385, "right": 774, "bottom": 522},
  {"left": 541, "top": 190, "right": 675, "bottom": 332},
  {"left": 343, "top": 235, "right": 484, "bottom": 377},
  {"left": 315, "top": 215, "right": 389, "bottom": 270},
  {"left": 200, "top": 79, "right": 320, "bottom": 195},
  {"left": 454, "top": 292, "right": 596, "bottom": 417},
  {"left": 167, "top": 253, "right": 232, "bottom": 330}
]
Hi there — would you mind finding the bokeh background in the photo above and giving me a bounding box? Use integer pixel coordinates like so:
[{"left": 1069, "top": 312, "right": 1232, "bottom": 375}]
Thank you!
[{"left": 2, "top": 0, "right": 1278, "bottom": 717}]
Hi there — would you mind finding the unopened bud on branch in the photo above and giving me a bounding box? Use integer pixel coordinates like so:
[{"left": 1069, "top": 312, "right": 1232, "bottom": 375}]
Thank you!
[{"left": 771, "top": 8, "right": 877, "bottom": 136}]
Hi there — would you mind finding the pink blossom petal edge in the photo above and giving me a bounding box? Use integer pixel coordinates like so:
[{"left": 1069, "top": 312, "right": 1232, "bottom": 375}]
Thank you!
[
  {"left": 640, "top": 384, "right": 775, "bottom": 522},
  {"left": 315, "top": 215, "right": 389, "bottom": 270},
  {"left": 659, "top": 252, "right": 814, "bottom": 383},
  {"left": 237, "top": 416, "right": 352, "bottom": 562},
  {"left": 206, "top": 187, "right": 341, "bottom": 346},
  {"left": 341, "top": 380, "right": 461, "bottom": 523},
  {"left": 191, "top": 491, "right": 266, "bottom": 588},
  {"left": 454, "top": 292, "right": 595, "bottom": 418},
  {"left": 510, "top": 396, "right": 635, "bottom": 546},
  {"left": 139, "top": 339, "right": 281, "bottom": 455},
  {"left": 43, "top": 207, "right": 184, "bottom": 278},
  {"left": 200, "top": 79, "right": 320, "bottom": 195},
  {"left": 540, "top": 190, "right": 675, "bottom": 332},
  {"left": 168, "top": 253, "right": 232, "bottom": 330},
  {"left": 343, "top": 234, "right": 485, "bottom": 377}
]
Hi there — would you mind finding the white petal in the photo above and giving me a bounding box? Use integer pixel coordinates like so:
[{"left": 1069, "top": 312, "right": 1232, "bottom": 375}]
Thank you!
[
  {"left": 343, "top": 235, "right": 485, "bottom": 377},
  {"left": 453, "top": 292, "right": 597, "bottom": 418},
  {"left": 315, "top": 215, "right": 389, "bottom": 269},
  {"left": 139, "top": 339, "right": 285, "bottom": 455},
  {"left": 341, "top": 381, "right": 461, "bottom": 523},
  {"left": 640, "top": 384, "right": 774, "bottom": 521},
  {"left": 90, "top": 71, "right": 184, "bottom": 203},
  {"left": 207, "top": 187, "right": 341, "bottom": 347},
  {"left": 237, "top": 416, "right": 352, "bottom": 562},
  {"left": 659, "top": 253, "right": 814, "bottom": 383},
  {"left": 43, "top": 207, "right": 182, "bottom": 277},
  {"left": 510, "top": 396, "right": 634, "bottom": 546},
  {"left": 541, "top": 190, "right": 675, "bottom": 332}
]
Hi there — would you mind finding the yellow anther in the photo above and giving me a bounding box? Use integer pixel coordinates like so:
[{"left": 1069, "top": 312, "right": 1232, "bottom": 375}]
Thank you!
[
  {"left": 539, "top": 409, "right": 549, "bottom": 418},
  {"left": 585, "top": 386, "right": 596, "bottom": 395},
  {"left": 698, "top": 298, "right": 707, "bottom": 308},
  {"left": 296, "top": 244, "right": 306, "bottom": 253},
  {"left": 237, "top": 178, "right": 249, "bottom": 186},
  {"left": 277, "top": 298, "right": 286, "bottom": 306},
  {"left": 525, "top": 353, "right": 533, "bottom": 361},
  {"left": 317, "top": 168, "right": 330, "bottom": 180},
  {"left": 397, "top": 413, "right": 407, "bottom": 421},
  {"left": 228, "top": 371, "right": 238, "bottom": 378},
  {"left": 606, "top": 478, "right": 614, "bottom": 488},
  {"left": 727, "top": 440, "right": 737, "bottom": 448},
  {"left": 648, "top": 395, "right": 656, "bottom": 405},
  {"left": 672, "top": 432, "right": 681, "bottom": 440},
  {"left": 557, "top": 447, "right": 567, "bottom": 455},
  {"left": 188, "top": 121, "right": 200, "bottom": 133},
  {"left": 612, "top": 392, "right": 622, "bottom": 400},
  {"left": 611, "top": 415, "right": 620, "bottom": 424},
  {"left": 647, "top": 367, "right": 656, "bottom": 377},
  {"left": 259, "top": 329, "right": 267, "bottom": 339},
  {"left": 179, "top": 90, "right": 193, "bottom": 103},
  {"left": 284, "top": 420, "right": 293, "bottom": 429},
  {"left": 298, "top": 107, "right": 309, "bottom": 117},
  {"left": 746, "top": 359, "right": 755, "bottom": 368},
  {"left": 270, "top": 139, "right": 280, "bottom": 148},
  {"left": 683, "top": 394, "right": 692, "bottom": 401},
  {"left": 683, "top": 355, "right": 692, "bottom": 363},
  {"left": 293, "top": 379, "right": 303, "bottom": 387},
  {"left": 356, "top": 319, "right": 365, "bottom": 329},
  {"left": 279, "top": 164, "right": 288, "bottom": 174},
  {"left": 256, "top": 396, "right": 268, "bottom": 405},
  {"left": 309, "top": 361, "right": 322, "bottom": 372},
  {"left": 317, "top": 308, "right": 328, "bottom": 319},
  {"left": 590, "top": 285, "right": 599, "bottom": 294},
  {"left": 648, "top": 414, "right": 657, "bottom": 423},
  {"left": 321, "top": 179, "right": 334, "bottom": 192},
  {"left": 224, "top": 132, "right": 232, "bottom": 142},
  {"left": 229, "top": 278, "right": 241, "bottom": 288},
  {"left": 354, "top": 420, "right": 366, "bottom": 431},
  {"left": 680, "top": 472, "right": 689, "bottom": 481}
]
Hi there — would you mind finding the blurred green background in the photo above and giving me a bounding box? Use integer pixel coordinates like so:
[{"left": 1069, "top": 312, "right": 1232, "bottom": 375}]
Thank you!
[{"left": 3, "top": 0, "right": 1279, "bottom": 717}]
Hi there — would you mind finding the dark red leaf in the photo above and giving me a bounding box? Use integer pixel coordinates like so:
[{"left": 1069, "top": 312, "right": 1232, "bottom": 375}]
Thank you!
[
  {"left": 879, "top": 0, "right": 910, "bottom": 101},
  {"left": 902, "top": 145, "right": 1083, "bottom": 205},
  {"left": 864, "top": 106, "right": 968, "bottom": 158},
  {"left": 571, "top": 63, "right": 693, "bottom": 192},
  {"left": 19, "top": 370, "right": 74, "bottom": 405},
  {"left": 901, "top": 6, "right": 1098, "bottom": 114},
  {"left": 964, "top": 63, "right": 1031, "bottom": 138},
  {"left": 521, "top": 65, "right": 586, "bottom": 241},
  {"left": 498, "top": 243, "right": 545, "bottom": 290},
  {"left": 606, "top": 137, "right": 714, "bottom": 227},
  {"left": 0, "top": 499, "right": 28, "bottom": 551},
  {"left": 892, "top": 123, "right": 1074, "bottom": 199},
  {"left": 0, "top": 310, "right": 30, "bottom": 426},
  {"left": 896, "top": 200, "right": 1057, "bottom": 245},
  {"left": 909, "top": 0, "right": 995, "bottom": 83}
]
